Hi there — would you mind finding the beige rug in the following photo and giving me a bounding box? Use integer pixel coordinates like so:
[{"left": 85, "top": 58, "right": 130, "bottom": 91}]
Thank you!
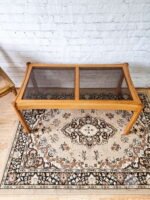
[{"left": 0, "top": 93, "right": 150, "bottom": 189}]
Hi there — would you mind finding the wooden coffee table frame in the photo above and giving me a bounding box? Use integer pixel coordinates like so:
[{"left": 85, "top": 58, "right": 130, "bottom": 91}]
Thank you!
[{"left": 13, "top": 62, "right": 143, "bottom": 135}]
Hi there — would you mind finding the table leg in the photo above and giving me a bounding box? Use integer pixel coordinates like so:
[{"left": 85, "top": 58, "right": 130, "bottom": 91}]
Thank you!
[
  {"left": 12, "top": 102, "right": 30, "bottom": 134},
  {"left": 124, "top": 107, "right": 142, "bottom": 135}
]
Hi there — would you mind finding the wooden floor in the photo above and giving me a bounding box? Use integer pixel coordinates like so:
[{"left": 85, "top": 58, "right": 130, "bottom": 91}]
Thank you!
[{"left": 0, "top": 89, "right": 150, "bottom": 200}]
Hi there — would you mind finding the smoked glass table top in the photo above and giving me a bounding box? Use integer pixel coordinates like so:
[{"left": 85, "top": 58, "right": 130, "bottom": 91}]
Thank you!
[
  {"left": 15, "top": 63, "right": 142, "bottom": 135},
  {"left": 23, "top": 68, "right": 75, "bottom": 100},
  {"left": 23, "top": 66, "right": 132, "bottom": 100}
]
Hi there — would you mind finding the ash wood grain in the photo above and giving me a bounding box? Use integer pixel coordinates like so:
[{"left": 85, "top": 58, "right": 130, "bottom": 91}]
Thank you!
[
  {"left": 16, "top": 99, "right": 141, "bottom": 111},
  {"left": 29, "top": 63, "right": 125, "bottom": 68}
]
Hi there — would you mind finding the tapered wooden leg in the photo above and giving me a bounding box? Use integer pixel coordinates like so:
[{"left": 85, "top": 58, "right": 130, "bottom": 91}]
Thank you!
[
  {"left": 12, "top": 102, "right": 30, "bottom": 134},
  {"left": 124, "top": 107, "right": 142, "bottom": 135}
]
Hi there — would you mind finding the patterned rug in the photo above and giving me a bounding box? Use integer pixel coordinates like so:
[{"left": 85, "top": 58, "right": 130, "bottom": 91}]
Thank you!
[{"left": 0, "top": 93, "right": 150, "bottom": 189}]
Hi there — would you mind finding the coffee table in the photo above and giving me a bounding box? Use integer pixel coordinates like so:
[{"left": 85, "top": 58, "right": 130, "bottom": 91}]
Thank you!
[{"left": 13, "top": 63, "right": 143, "bottom": 135}]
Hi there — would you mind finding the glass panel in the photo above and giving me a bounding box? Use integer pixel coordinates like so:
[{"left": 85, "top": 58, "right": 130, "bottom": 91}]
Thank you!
[
  {"left": 79, "top": 67, "right": 132, "bottom": 100},
  {"left": 23, "top": 67, "right": 75, "bottom": 99}
]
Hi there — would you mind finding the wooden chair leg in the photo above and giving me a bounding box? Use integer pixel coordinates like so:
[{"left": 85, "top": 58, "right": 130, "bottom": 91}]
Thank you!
[
  {"left": 12, "top": 102, "right": 30, "bottom": 134},
  {"left": 124, "top": 107, "right": 143, "bottom": 135}
]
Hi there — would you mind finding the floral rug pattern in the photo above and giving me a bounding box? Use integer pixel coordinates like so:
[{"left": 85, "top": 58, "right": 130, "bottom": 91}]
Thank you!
[{"left": 0, "top": 93, "right": 150, "bottom": 189}]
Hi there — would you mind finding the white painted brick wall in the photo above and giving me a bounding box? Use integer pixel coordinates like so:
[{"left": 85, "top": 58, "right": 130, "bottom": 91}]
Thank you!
[{"left": 0, "top": 0, "right": 150, "bottom": 87}]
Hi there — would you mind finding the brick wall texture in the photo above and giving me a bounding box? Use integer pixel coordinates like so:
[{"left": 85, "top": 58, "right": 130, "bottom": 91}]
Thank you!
[{"left": 0, "top": 0, "right": 150, "bottom": 87}]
